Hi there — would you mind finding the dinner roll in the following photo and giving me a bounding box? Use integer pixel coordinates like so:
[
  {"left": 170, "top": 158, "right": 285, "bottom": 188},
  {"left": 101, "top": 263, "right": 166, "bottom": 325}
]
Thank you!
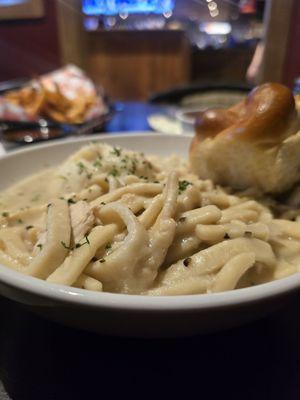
[{"left": 189, "top": 83, "right": 300, "bottom": 194}]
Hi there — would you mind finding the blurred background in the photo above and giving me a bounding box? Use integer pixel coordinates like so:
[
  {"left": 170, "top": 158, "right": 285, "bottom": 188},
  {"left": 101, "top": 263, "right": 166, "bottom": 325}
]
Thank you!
[
  {"left": 0, "top": 0, "right": 299, "bottom": 141},
  {"left": 1, "top": 4, "right": 300, "bottom": 400}
]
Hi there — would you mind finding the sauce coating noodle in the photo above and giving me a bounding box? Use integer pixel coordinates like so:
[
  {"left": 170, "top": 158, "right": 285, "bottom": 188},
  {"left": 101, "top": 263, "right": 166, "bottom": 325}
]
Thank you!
[{"left": 0, "top": 142, "right": 299, "bottom": 295}]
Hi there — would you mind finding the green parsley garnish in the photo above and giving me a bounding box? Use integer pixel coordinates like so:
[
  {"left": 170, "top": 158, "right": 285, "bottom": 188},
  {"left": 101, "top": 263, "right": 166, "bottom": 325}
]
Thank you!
[
  {"left": 2, "top": 212, "right": 9, "bottom": 218},
  {"left": 75, "top": 235, "right": 90, "bottom": 249},
  {"left": 99, "top": 258, "right": 106, "bottom": 263},
  {"left": 37, "top": 244, "right": 43, "bottom": 251},
  {"left": 111, "top": 147, "right": 121, "bottom": 157},
  {"left": 77, "top": 162, "right": 93, "bottom": 179},
  {"left": 61, "top": 241, "right": 71, "bottom": 250},
  {"left": 178, "top": 180, "right": 192, "bottom": 194},
  {"left": 77, "top": 162, "right": 86, "bottom": 175},
  {"left": 108, "top": 168, "right": 119, "bottom": 177},
  {"left": 26, "top": 225, "right": 34, "bottom": 230},
  {"left": 130, "top": 161, "right": 137, "bottom": 174},
  {"left": 67, "top": 198, "right": 76, "bottom": 204},
  {"left": 105, "top": 243, "right": 112, "bottom": 250},
  {"left": 93, "top": 159, "right": 102, "bottom": 168}
]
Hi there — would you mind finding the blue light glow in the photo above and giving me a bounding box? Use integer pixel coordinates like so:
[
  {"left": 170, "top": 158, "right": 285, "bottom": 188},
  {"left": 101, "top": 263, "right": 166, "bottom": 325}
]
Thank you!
[
  {"left": 0, "top": 0, "right": 26, "bottom": 5},
  {"left": 82, "top": 0, "right": 175, "bottom": 16}
]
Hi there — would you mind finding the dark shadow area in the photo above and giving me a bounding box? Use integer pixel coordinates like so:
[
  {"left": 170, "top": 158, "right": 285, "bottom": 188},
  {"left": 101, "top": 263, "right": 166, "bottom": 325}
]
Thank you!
[{"left": 1, "top": 293, "right": 300, "bottom": 400}]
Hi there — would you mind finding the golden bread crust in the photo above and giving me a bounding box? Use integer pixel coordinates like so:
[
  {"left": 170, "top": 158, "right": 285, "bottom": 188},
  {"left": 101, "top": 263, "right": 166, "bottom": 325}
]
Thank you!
[{"left": 190, "top": 83, "right": 300, "bottom": 194}]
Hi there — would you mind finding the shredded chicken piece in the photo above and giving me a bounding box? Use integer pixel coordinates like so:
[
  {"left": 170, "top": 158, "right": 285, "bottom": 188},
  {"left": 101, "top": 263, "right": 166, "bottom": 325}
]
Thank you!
[{"left": 70, "top": 201, "right": 95, "bottom": 244}]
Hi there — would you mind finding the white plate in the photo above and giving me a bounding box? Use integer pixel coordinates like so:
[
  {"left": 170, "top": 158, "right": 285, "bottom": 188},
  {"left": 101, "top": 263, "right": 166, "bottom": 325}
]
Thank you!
[{"left": 0, "top": 132, "right": 299, "bottom": 337}]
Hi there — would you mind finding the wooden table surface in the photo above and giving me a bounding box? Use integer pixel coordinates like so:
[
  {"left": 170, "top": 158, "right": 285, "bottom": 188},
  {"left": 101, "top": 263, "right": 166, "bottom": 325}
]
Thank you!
[{"left": 0, "top": 102, "right": 300, "bottom": 400}]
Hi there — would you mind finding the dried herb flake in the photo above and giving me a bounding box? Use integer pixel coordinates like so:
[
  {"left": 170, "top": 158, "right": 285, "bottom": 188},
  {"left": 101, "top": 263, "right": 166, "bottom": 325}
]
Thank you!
[{"left": 178, "top": 180, "right": 192, "bottom": 194}]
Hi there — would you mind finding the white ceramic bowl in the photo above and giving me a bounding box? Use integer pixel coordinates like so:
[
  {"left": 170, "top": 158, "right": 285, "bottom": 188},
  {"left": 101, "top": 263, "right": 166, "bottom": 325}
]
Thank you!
[
  {"left": 175, "top": 107, "right": 201, "bottom": 134},
  {"left": 0, "top": 133, "right": 299, "bottom": 337}
]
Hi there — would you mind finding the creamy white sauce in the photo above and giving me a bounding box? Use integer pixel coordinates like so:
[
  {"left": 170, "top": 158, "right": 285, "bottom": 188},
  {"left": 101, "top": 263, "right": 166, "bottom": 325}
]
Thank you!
[{"left": 0, "top": 142, "right": 299, "bottom": 295}]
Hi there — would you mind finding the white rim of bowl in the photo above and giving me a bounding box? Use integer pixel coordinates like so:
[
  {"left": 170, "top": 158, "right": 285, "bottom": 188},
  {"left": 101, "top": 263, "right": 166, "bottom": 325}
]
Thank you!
[
  {"left": 0, "top": 132, "right": 299, "bottom": 312},
  {"left": 1, "top": 264, "right": 300, "bottom": 311},
  {"left": 175, "top": 108, "right": 201, "bottom": 125}
]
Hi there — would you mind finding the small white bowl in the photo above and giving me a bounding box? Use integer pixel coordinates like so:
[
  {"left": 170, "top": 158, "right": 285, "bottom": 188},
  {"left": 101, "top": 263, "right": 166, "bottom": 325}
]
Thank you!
[
  {"left": 175, "top": 107, "right": 205, "bottom": 135},
  {"left": 0, "top": 133, "right": 299, "bottom": 337}
]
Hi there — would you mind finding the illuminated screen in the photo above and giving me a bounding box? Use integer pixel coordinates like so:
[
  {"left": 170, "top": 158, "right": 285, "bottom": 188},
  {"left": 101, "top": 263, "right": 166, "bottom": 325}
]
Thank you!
[
  {"left": 0, "top": 0, "right": 26, "bottom": 5},
  {"left": 82, "top": 0, "right": 175, "bottom": 15}
]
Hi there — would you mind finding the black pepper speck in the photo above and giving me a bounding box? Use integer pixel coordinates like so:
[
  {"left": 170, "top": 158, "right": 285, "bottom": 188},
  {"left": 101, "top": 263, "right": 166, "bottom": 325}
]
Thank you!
[{"left": 183, "top": 257, "right": 192, "bottom": 267}]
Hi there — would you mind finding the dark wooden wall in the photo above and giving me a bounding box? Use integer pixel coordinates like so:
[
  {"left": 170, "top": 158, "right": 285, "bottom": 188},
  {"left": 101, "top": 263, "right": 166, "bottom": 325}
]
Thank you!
[
  {"left": 0, "top": 1, "right": 61, "bottom": 81},
  {"left": 86, "top": 30, "right": 190, "bottom": 101},
  {"left": 0, "top": 0, "right": 299, "bottom": 99},
  {"left": 283, "top": 0, "right": 300, "bottom": 87},
  {"left": 191, "top": 47, "right": 254, "bottom": 85}
]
